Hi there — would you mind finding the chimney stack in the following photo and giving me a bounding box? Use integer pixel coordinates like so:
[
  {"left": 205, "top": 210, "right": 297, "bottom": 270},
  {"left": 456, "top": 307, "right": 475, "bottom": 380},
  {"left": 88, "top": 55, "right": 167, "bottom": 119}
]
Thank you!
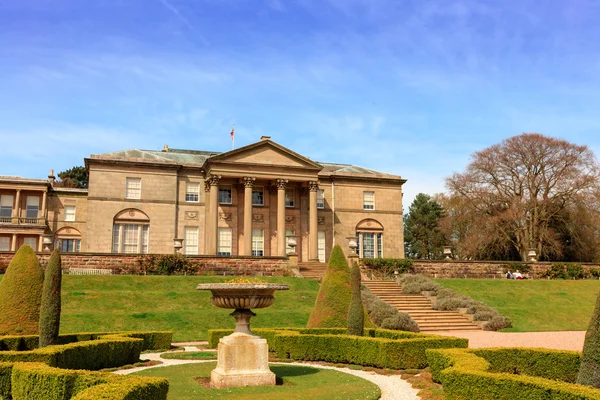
[
  {"left": 162, "top": 144, "right": 169, "bottom": 152},
  {"left": 48, "top": 169, "right": 56, "bottom": 185},
  {"left": 260, "top": 136, "right": 271, "bottom": 141}
]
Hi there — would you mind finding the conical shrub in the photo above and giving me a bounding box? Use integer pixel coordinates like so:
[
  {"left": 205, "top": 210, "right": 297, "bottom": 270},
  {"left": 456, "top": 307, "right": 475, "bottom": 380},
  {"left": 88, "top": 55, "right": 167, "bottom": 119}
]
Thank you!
[
  {"left": 347, "top": 260, "right": 364, "bottom": 336},
  {"left": 307, "top": 245, "right": 352, "bottom": 328},
  {"left": 577, "top": 290, "right": 600, "bottom": 387},
  {"left": 39, "top": 250, "right": 62, "bottom": 347},
  {"left": 0, "top": 245, "right": 44, "bottom": 335}
]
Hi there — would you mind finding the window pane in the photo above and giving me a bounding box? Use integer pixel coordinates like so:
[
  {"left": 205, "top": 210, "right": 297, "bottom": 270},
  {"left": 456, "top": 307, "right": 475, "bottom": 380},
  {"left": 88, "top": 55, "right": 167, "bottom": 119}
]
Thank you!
[
  {"left": 285, "top": 189, "right": 294, "bottom": 207},
  {"left": 218, "top": 228, "right": 232, "bottom": 256},
  {"left": 218, "top": 187, "right": 232, "bottom": 204},
  {"left": 252, "top": 188, "right": 264, "bottom": 206},
  {"left": 0, "top": 237, "right": 9, "bottom": 251},
  {"left": 76, "top": 240, "right": 81, "bottom": 252},
  {"left": 126, "top": 178, "right": 141, "bottom": 199},
  {"left": 377, "top": 233, "right": 383, "bottom": 258},
  {"left": 184, "top": 226, "right": 199, "bottom": 255},
  {"left": 64, "top": 205, "right": 76, "bottom": 222},
  {"left": 252, "top": 229, "right": 264, "bottom": 256},
  {"left": 363, "top": 192, "right": 375, "bottom": 210},
  {"left": 0, "top": 196, "right": 13, "bottom": 218},
  {"left": 142, "top": 225, "right": 149, "bottom": 254},
  {"left": 24, "top": 237, "right": 37, "bottom": 249},
  {"left": 112, "top": 224, "right": 120, "bottom": 253},
  {"left": 363, "top": 233, "right": 375, "bottom": 258},
  {"left": 26, "top": 196, "right": 39, "bottom": 219},
  {"left": 185, "top": 183, "right": 200, "bottom": 202},
  {"left": 122, "top": 224, "right": 139, "bottom": 254},
  {"left": 317, "top": 190, "right": 325, "bottom": 209}
]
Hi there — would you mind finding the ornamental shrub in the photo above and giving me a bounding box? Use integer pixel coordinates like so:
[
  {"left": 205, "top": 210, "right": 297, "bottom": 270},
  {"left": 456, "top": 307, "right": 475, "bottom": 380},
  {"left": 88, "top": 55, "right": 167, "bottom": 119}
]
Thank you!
[
  {"left": 39, "top": 250, "right": 62, "bottom": 348},
  {"left": 0, "top": 245, "right": 44, "bottom": 336},
  {"left": 307, "top": 245, "right": 352, "bottom": 328},
  {"left": 577, "top": 290, "right": 600, "bottom": 387},
  {"left": 361, "top": 286, "right": 419, "bottom": 332},
  {"left": 347, "top": 261, "right": 364, "bottom": 336}
]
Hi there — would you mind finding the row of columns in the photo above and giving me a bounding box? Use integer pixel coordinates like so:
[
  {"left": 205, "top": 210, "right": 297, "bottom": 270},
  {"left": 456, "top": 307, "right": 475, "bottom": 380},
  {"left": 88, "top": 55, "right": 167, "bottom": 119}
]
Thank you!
[
  {"left": 203, "top": 175, "right": 319, "bottom": 259},
  {"left": 9, "top": 234, "right": 44, "bottom": 252},
  {"left": 10, "top": 189, "right": 48, "bottom": 220}
]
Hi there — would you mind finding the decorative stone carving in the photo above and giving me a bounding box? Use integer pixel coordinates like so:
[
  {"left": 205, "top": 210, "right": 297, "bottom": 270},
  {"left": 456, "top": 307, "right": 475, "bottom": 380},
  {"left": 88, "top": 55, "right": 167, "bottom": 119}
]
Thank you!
[
  {"left": 275, "top": 178, "right": 288, "bottom": 190},
  {"left": 241, "top": 177, "right": 255, "bottom": 188},
  {"left": 128, "top": 210, "right": 136, "bottom": 217},
  {"left": 219, "top": 212, "right": 232, "bottom": 221},
  {"left": 253, "top": 214, "right": 264, "bottom": 223},
  {"left": 308, "top": 181, "right": 319, "bottom": 192},
  {"left": 185, "top": 211, "right": 199, "bottom": 220},
  {"left": 318, "top": 216, "right": 325, "bottom": 225},
  {"left": 204, "top": 181, "right": 212, "bottom": 192},
  {"left": 207, "top": 174, "right": 222, "bottom": 186},
  {"left": 285, "top": 216, "right": 295, "bottom": 223}
]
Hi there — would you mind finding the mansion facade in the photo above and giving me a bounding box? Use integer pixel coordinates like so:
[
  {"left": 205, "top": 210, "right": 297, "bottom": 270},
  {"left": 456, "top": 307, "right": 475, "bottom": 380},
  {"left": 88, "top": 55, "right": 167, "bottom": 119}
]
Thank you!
[{"left": 0, "top": 137, "right": 406, "bottom": 262}]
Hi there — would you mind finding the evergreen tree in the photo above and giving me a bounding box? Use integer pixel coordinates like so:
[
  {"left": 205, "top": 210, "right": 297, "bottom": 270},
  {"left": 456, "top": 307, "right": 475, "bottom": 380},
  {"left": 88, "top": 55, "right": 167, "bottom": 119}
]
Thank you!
[
  {"left": 404, "top": 193, "right": 447, "bottom": 259},
  {"left": 0, "top": 245, "right": 44, "bottom": 335},
  {"left": 39, "top": 250, "right": 62, "bottom": 348},
  {"left": 347, "top": 260, "right": 364, "bottom": 336},
  {"left": 307, "top": 245, "right": 352, "bottom": 328},
  {"left": 577, "top": 290, "right": 600, "bottom": 387},
  {"left": 57, "top": 166, "right": 88, "bottom": 188}
]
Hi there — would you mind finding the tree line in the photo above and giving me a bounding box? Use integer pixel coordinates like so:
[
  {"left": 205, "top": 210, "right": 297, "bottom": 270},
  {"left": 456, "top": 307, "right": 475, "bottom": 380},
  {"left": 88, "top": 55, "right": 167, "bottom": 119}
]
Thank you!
[{"left": 404, "top": 133, "right": 600, "bottom": 262}]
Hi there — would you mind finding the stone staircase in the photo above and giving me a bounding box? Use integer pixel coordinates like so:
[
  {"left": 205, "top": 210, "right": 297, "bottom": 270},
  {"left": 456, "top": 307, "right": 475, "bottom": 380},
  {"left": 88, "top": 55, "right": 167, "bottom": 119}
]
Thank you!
[
  {"left": 298, "top": 261, "right": 327, "bottom": 279},
  {"left": 363, "top": 280, "right": 481, "bottom": 332}
]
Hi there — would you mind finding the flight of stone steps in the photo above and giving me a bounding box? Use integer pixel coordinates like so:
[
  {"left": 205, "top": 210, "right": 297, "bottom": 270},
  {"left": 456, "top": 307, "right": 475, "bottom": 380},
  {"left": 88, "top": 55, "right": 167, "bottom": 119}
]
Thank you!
[
  {"left": 298, "top": 261, "right": 327, "bottom": 279},
  {"left": 363, "top": 280, "right": 481, "bottom": 332}
]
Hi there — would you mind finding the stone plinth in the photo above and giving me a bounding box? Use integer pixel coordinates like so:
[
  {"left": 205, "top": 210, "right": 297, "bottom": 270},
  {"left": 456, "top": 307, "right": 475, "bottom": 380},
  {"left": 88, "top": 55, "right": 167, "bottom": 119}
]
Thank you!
[{"left": 211, "top": 332, "right": 275, "bottom": 388}]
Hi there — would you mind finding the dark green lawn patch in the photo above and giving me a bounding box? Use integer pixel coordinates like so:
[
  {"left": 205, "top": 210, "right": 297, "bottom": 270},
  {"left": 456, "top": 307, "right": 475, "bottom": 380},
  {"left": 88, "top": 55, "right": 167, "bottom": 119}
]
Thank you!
[
  {"left": 57, "top": 275, "right": 319, "bottom": 341},
  {"left": 434, "top": 279, "right": 600, "bottom": 332},
  {"left": 160, "top": 352, "right": 217, "bottom": 360},
  {"left": 133, "top": 362, "right": 381, "bottom": 399}
]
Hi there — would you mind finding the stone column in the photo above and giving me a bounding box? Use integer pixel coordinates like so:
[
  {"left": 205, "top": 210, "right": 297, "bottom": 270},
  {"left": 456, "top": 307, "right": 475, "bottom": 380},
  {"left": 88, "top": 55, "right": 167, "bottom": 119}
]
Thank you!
[
  {"left": 13, "top": 189, "right": 21, "bottom": 221},
  {"left": 11, "top": 234, "right": 17, "bottom": 251},
  {"left": 276, "top": 179, "right": 288, "bottom": 257},
  {"left": 37, "top": 235, "right": 43, "bottom": 252},
  {"left": 242, "top": 177, "right": 255, "bottom": 256},
  {"left": 309, "top": 181, "right": 319, "bottom": 261},
  {"left": 203, "top": 180, "right": 211, "bottom": 254},
  {"left": 41, "top": 190, "right": 48, "bottom": 221},
  {"left": 207, "top": 175, "right": 221, "bottom": 255},
  {"left": 358, "top": 232, "right": 363, "bottom": 258}
]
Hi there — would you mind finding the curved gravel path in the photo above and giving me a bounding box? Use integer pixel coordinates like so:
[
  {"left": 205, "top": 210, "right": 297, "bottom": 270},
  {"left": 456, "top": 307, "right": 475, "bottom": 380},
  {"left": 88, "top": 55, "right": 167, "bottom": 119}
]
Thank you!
[{"left": 115, "top": 346, "right": 420, "bottom": 400}]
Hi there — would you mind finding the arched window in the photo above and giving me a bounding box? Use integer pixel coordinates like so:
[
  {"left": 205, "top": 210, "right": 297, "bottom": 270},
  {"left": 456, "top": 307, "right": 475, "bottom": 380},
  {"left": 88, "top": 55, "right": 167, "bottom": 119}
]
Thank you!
[
  {"left": 112, "top": 209, "right": 150, "bottom": 254},
  {"left": 355, "top": 219, "right": 384, "bottom": 259},
  {"left": 54, "top": 227, "right": 82, "bottom": 253}
]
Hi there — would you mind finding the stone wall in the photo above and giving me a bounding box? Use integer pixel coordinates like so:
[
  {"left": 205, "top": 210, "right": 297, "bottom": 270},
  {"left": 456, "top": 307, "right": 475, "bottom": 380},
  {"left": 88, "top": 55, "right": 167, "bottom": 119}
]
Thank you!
[
  {"left": 411, "top": 260, "right": 600, "bottom": 279},
  {"left": 0, "top": 252, "right": 290, "bottom": 276}
]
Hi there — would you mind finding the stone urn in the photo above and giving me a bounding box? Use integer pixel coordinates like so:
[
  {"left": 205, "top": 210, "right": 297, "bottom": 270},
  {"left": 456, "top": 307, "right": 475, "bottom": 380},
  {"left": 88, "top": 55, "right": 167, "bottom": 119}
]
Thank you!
[{"left": 196, "top": 283, "right": 289, "bottom": 389}]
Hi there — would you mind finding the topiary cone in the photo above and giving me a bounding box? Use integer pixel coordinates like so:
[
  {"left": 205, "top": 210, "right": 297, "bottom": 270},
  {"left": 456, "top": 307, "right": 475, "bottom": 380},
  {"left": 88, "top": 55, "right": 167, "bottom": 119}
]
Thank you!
[
  {"left": 39, "top": 250, "right": 62, "bottom": 347},
  {"left": 347, "top": 259, "right": 364, "bottom": 336},
  {"left": 0, "top": 245, "right": 44, "bottom": 335},
  {"left": 307, "top": 245, "right": 352, "bottom": 328},
  {"left": 577, "top": 290, "right": 600, "bottom": 387}
]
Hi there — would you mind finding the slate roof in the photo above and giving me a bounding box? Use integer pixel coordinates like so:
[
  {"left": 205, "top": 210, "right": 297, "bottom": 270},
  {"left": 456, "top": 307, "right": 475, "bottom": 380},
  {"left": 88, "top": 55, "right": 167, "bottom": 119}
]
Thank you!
[{"left": 91, "top": 148, "right": 403, "bottom": 180}]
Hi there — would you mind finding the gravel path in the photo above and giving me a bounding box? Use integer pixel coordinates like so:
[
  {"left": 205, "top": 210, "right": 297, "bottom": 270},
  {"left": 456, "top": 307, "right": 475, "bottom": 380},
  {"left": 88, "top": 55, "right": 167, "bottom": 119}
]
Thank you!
[
  {"left": 115, "top": 348, "right": 420, "bottom": 400},
  {"left": 427, "top": 330, "right": 586, "bottom": 351}
]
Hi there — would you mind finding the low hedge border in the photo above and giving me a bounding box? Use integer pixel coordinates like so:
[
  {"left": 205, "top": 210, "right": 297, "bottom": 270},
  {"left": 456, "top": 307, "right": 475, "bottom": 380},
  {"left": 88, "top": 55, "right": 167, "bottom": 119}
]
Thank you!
[
  {"left": 426, "top": 347, "right": 600, "bottom": 399},
  {"left": 6, "top": 362, "right": 167, "bottom": 400},
  {"left": 209, "top": 327, "right": 467, "bottom": 369}
]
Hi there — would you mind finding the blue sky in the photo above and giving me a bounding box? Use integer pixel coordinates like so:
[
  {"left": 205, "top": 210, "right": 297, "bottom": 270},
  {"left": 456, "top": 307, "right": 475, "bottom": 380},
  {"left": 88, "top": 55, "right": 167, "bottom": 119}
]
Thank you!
[{"left": 1, "top": 0, "right": 600, "bottom": 208}]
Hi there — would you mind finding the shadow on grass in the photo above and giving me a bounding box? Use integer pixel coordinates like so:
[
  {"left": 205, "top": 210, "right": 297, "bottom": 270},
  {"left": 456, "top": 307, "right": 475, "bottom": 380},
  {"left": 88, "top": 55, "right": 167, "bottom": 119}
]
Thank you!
[{"left": 271, "top": 365, "right": 319, "bottom": 378}]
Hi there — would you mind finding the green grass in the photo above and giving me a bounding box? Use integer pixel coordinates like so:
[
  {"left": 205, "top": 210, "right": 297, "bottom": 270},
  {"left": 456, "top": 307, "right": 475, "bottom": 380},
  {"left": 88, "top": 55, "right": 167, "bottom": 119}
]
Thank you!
[
  {"left": 132, "top": 362, "right": 381, "bottom": 399},
  {"left": 54, "top": 275, "right": 318, "bottom": 342},
  {"left": 161, "top": 352, "right": 217, "bottom": 360},
  {"left": 434, "top": 279, "right": 600, "bottom": 332}
]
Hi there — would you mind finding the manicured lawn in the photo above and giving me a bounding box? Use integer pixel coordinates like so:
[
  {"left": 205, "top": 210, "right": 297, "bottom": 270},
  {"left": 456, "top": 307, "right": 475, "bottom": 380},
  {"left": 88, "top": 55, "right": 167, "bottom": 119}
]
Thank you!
[
  {"left": 132, "top": 362, "right": 381, "bottom": 400},
  {"left": 161, "top": 351, "right": 217, "bottom": 360},
  {"left": 435, "top": 279, "right": 600, "bottom": 332},
  {"left": 55, "top": 275, "right": 318, "bottom": 341}
]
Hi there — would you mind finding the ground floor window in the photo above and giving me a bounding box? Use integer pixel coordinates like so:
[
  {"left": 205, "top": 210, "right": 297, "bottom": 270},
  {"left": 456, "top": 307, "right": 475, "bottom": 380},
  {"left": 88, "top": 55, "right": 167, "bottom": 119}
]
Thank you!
[
  {"left": 56, "top": 239, "right": 81, "bottom": 253},
  {"left": 0, "top": 236, "right": 9, "bottom": 251},
  {"left": 218, "top": 228, "right": 232, "bottom": 256},
  {"left": 252, "top": 229, "right": 264, "bottom": 256},
  {"left": 112, "top": 224, "right": 149, "bottom": 254},
  {"left": 356, "top": 231, "right": 383, "bottom": 259},
  {"left": 23, "top": 237, "right": 37, "bottom": 249},
  {"left": 184, "top": 226, "right": 199, "bottom": 255},
  {"left": 318, "top": 231, "right": 326, "bottom": 262}
]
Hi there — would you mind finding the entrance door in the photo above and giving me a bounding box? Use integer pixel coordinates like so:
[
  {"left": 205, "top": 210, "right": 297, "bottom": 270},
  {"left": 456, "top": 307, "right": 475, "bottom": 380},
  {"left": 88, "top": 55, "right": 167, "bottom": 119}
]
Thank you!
[{"left": 318, "top": 231, "right": 326, "bottom": 262}]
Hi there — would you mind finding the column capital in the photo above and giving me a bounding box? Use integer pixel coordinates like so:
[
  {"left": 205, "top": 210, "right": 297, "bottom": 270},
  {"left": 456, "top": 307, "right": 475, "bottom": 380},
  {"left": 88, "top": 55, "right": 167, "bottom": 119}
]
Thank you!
[
  {"left": 274, "top": 178, "right": 288, "bottom": 190},
  {"left": 204, "top": 181, "right": 212, "bottom": 192},
  {"left": 207, "top": 174, "right": 221, "bottom": 187},
  {"left": 308, "top": 181, "right": 319, "bottom": 192},
  {"left": 241, "top": 177, "right": 256, "bottom": 188}
]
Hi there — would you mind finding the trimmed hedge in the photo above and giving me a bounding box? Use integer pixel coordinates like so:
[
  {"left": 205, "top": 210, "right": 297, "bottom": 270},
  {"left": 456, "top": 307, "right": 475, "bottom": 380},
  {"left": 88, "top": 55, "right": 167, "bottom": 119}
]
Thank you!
[
  {"left": 208, "top": 327, "right": 467, "bottom": 369},
  {"left": 6, "top": 362, "right": 168, "bottom": 400},
  {"left": 0, "top": 331, "right": 172, "bottom": 370},
  {"left": 427, "top": 347, "right": 600, "bottom": 399},
  {"left": 0, "top": 362, "right": 12, "bottom": 399}
]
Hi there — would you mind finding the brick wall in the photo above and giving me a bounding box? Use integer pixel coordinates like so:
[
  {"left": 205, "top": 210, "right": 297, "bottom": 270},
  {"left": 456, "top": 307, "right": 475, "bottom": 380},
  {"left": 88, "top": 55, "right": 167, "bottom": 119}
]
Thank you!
[
  {"left": 0, "top": 252, "right": 290, "bottom": 276},
  {"left": 411, "top": 260, "right": 600, "bottom": 279}
]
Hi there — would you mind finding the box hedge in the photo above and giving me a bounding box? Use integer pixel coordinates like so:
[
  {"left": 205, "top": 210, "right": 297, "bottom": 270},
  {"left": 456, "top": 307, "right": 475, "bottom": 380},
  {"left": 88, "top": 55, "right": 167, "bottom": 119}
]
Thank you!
[
  {"left": 427, "top": 347, "right": 600, "bottom": 399},
  {"left": 6, "top": 362, "right": 167, "bottom": 400},
  {"left": 208, "top": 327, "right": 467, "bottom": 369}
]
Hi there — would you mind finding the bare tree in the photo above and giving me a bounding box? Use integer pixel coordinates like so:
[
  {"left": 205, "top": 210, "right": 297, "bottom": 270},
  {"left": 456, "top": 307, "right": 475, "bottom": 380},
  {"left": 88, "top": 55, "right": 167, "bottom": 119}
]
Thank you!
[{"left": 445, "top": 133, "right": 600, "bottom": 261}]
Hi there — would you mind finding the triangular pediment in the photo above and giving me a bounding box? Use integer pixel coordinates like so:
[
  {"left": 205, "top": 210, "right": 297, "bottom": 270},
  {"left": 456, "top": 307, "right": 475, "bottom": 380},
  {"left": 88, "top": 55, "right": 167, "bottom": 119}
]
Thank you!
[{"left": 204, "top": 140, "right": 322, "bottom": 170}]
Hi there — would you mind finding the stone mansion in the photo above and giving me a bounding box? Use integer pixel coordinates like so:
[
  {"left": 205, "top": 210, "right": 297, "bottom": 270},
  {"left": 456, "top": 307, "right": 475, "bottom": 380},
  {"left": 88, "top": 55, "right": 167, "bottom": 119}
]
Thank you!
[{"left": 0, "top": 137, "right": 406, "bottom": 262}]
